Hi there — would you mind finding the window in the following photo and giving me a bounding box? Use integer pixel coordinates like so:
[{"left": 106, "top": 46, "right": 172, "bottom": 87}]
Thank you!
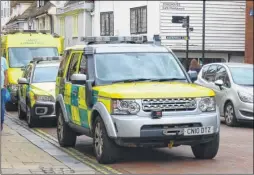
[
  {"left": 215, "top": 66, "right": 231, "bottom": 88},
  {"left": 130, "top": 6, "right": 147, "bottom": 34},
  {"left": 58, "top": 50, "right": 70, "bottom": 77},
  {"left": 204, "top": 65, "right": 218, "bottom": 82},
  {"left": 33, "top": 66, "right": 59, "bottom": 83},
  {"left": 73, "top": 14, "right": 78, "bottom": 37},
  {"left": 78, "top": 55, "right": 87, "bottom": 75},
  {"left": 42, "top": 17, "right": 45, "bottom": 29},
  {"left": 66, "top": 53, "right": 80, "bottom": 81},
  {"left": 26, "top": 66, "right": 33, "bottom": 82},
  {"left": 201, "top": 65, "right": 209, "bottom": 79},
  {"left": 60, "top": 17, "right": 65, "bottom": 36},
  {"left": 100, "top": 12, "right": 114, "bottom": 36}
]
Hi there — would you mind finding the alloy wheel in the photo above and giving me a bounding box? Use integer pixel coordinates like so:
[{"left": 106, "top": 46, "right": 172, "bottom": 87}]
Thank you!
[
  {"left": 57, "top": 113, "right": 64, "bottom": 141},
  {"left": 94, "top": 122, "right": 103, "bottom": 157},
  {"left": 225, "top": 104, "right": 234, "bottom": 124}
]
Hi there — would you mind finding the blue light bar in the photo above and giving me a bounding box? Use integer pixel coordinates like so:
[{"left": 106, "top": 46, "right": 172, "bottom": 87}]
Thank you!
[
  {"left": 80, "top": 36, "right": 147, "bottom": 44},
  {"left": 32, "top": 56, "right": 61, "bottom": 62}
]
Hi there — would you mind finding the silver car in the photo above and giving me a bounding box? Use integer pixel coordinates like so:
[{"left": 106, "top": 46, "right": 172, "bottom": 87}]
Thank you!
[{"left": 195, "top": 63, "right": 253, "bottom": 126}]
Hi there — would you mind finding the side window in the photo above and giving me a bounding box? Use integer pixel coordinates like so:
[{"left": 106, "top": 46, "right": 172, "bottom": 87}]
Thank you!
[
  {"left": 25, "top": 66, "right": 33, "bottom": 82},
  {"left": 201, "top": 65, "right": 209, "bottom": 79},
  {"left": 78, "top": 55, "right": 87, "bottom": 75},
  {"left": 66, "top": 53, "right": 80, "bottom": 81},
  {"left": 215, "top": 66, "right": 231, "bottom": 88},
  {"left": 58, "top": 50, "right": 70, "bottom": 77},
  {"left": 204, "top": 65, "right": 218, "bottom": 82}
]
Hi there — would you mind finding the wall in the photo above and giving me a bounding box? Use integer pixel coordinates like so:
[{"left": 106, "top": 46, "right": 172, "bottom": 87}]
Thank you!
[
  {"left": 245, "top": 1, "right": 253, "bottom": 64},
  {"left": 160, "top": 1, "right": 246, "bottom": 52},
  {"left": 93, "top": 1, "right": 160, "bottom": 40}
]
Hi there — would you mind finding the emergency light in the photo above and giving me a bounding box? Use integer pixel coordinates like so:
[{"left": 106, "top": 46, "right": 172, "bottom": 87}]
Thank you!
[
  {"left": 80, "top": 36, "right": 148, "bottom": 44},
  {"left": 31, "top": 56, "right": 61, "bottom": 63}
]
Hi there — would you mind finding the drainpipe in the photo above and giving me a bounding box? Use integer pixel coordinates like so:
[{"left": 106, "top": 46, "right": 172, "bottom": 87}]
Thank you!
[{"left": 47, "top": 13, "right": 54, "bottom": 34}]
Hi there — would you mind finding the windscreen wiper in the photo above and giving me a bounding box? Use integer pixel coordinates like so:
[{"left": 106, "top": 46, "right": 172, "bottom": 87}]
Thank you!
[
  {"left": 112, "top": 78, "right": 153, "bottom": 83},
  {"left": 151, "top": 78, "right": 186, "bottom": 82}
]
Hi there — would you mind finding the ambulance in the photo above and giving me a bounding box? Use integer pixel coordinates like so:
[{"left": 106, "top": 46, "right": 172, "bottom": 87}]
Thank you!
[{"left": 0, "top": 29, "right": 63, "bottom": 111}]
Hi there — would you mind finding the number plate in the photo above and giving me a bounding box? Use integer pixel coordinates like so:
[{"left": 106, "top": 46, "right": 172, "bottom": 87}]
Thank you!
[{"left": 183, "top": 126, "right": 214, "bottom": 136}]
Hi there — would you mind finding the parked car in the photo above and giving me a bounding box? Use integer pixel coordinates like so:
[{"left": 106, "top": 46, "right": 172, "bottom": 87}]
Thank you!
[
  {"left": 55, "top": 35, "right": 221, "bottom": 164},
  {"left": 195, "top": 63, "right": 253, "bottom": 126},
  {"left": 17, "top": 56, "right": 61, "bottom": 127}
]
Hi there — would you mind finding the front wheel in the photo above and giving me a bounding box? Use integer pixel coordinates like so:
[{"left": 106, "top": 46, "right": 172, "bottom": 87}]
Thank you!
[
  {"left": 93, "top": 116, "right": 120, "bottom": 164},
  {"left": 26, "top": 105, "right": 37, "bottom": 128},
  {"left": 57, "top": 109, "right": 76, "bottom": 147},
  {"left": 18, "top": 101, "right": 26, "bottom": 120},
  {"left": 224, "top": 102, "right": 238, "bottom": 127},
  {"left": 191, "top": 134, "right": 220, "bottom": 159}
]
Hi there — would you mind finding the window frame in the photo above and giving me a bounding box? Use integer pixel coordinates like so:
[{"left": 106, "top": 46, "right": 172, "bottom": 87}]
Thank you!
[
  {"left": 130, "top": 6, "right": 147, "bottom": 34},
  {"left": 66, "top": 52, "right": 81, "bottom": 82},
  {"left": 100, "top": 11, "right": 114, "bottom": 36},
  {"left": 72, "top": 14, "right": 78, "bottom": 37}
]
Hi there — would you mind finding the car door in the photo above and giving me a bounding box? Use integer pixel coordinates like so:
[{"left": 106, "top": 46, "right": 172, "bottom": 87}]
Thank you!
[
  {"left": 76, "top": 54, "right": 89, "bottom": 128},
  {"left": 20, "top": 66, "right": 32, "bottom": 111},
  {"left": 64, "top": 52, "right": 80, "bottom": 125},
  {"left": 213, "top": 66, "right": 231, "bottom": 110}
]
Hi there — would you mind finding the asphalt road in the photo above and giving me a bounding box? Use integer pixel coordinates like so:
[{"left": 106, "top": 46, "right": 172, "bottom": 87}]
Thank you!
[{"left": 7, "top": 112, "right": 254, "bottom": 174}]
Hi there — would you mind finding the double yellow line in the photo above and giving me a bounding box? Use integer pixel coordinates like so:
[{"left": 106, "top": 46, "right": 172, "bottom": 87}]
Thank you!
[{"left": 6, "top": 113, "right": 122, "bottom": 174}]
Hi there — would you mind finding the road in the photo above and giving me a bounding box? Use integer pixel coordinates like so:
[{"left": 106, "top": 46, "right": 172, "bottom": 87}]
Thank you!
[{"left": 7, "top": 112, "right": 253, "bottom": 174}]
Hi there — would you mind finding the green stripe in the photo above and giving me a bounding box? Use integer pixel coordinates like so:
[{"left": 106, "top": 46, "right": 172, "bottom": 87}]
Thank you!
[
  {"left": 65, "top": 104, "right": 72, "bottom": 120},
  {"left": 79, "top": 108, "right": 89, "bottom": 128},
  {"left": 92, "top": 90, "right": 98, "bottom": 105}
]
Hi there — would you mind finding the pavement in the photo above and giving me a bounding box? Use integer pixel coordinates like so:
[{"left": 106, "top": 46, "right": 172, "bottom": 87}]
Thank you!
[
  {"left": 0, "top": 117, "right": 99, "bottom": 174},
  {"left": 3, "top": 112, "right": 254, "bottom": 174}
]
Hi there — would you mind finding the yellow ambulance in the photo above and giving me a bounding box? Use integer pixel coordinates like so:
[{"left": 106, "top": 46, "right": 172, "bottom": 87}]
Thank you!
[{"left": 0, "top": 29, "right": 63, "bottom": 111}]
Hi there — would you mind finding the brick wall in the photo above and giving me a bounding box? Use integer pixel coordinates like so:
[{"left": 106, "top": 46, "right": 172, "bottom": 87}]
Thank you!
[{"left": 245, "top": 1, "right": 253, "bottom": 64}]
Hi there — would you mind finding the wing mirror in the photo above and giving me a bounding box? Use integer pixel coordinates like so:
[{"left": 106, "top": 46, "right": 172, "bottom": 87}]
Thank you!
[
  {"left": 215, "top": 79, "right": 224, "bottom": 90},
  {"left": 18, "top": 78, "right": 28, "bottom": 85},
  {"left": 70, "top": 74, "right": 87, "bottom": 85},
  {"left": 188, "top": 71, "right": 198, "bottom": 82}
]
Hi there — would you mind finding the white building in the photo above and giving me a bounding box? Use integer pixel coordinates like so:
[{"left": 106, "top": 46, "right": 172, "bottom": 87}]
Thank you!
[
  {"left": 55, "top": 1, "right": 94, "bottom": 48},
  {"left": 92, "top": 1, "right": 246, "bottom": 64},
  {"left": 1, "top": 1, "right": 11, "bottom": 30}
]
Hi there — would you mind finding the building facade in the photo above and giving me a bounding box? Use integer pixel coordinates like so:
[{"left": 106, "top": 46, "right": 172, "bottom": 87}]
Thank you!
[
  {"left": 245, "top": 0, "right": 253, "bottom": 64},
  {"left": 93, "top": 1, "right": 246, "bottom": 64},
  {"left": 1, "top": 1, "right": 11, "bottom": 30},
  {"left": 55, "top": 1, "right": 94, "bottom": 48}
]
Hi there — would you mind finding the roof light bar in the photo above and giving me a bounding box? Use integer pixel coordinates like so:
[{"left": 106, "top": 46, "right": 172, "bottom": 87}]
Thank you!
[
  {"left": 80, "top": 35, "right": 147, "bottom": 44},
  {"left": 31, "top": 56, "right": 61, "bottom": 63}
]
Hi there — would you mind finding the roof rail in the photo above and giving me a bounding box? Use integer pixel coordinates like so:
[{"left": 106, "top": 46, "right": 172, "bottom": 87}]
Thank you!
[
  {"left": 80, "top": 36, "right": 148, "bottom": 45},
  {"left": 4, "top": 29, "right": 51, "bottom": 34},
  {"left": 30, "top": 56, "right": 62, "bottom": 64}
]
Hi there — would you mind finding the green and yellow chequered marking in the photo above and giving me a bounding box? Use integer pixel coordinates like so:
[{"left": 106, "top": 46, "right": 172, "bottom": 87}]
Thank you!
[{"left": 64, "top": 83, "right": 112, "bottom": 129}]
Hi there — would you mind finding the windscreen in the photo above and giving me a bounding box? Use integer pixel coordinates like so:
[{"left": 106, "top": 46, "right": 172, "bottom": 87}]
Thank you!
[
  {"left": 95, "top": 52, "right": 186, "bottom": 83},
  {"left": 32, "top": 66, "right": 59, "bottom": 83},
  {"left": 8, "top": 47, "right": 58, "bottom": 68},
  {"left": 229, "top": 67, "right": 253, "bottom": 86}
]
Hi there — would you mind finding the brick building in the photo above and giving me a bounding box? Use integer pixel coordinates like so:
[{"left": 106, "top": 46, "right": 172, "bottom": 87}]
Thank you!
[{"left": 245, "top": 1, "right": 253, "bottom": 64}]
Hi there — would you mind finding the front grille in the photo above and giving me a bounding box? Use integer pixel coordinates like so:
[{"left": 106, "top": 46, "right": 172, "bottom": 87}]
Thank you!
[{"left": 142, "top": 98, "right": 197, "bottom": 112}]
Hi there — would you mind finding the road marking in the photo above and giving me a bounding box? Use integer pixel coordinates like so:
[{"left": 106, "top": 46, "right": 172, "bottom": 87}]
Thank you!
[{"left": 6, "top": 113, "right": 122, "bottom": 174}]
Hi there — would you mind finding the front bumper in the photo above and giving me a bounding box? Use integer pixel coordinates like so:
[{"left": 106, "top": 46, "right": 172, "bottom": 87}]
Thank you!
[
  {"left": 31, "top": 101, "right": 56, "bottom": 119},
  {"left": 235, "top": 101, "right": 253, "bottom": 121},
  {"left": 111, "top": 111, "right": 219, "bottom": 147}
]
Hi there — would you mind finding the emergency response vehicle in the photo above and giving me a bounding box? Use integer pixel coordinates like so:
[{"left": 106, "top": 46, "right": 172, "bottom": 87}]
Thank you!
[
  {"left": 17, "top": 56, "right": 61, "bottom": 127},
  {"left": 55, "top": 35, "right": 220, "bottom": 164},
  {"left": 0, "top": 29, "right": 63, "bottom": 111}
]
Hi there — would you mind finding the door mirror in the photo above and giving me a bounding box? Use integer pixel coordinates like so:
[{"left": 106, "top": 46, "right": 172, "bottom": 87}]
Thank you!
[
  {"left": 18, "top": 78, "right": 28, "bottom": 85},
  {"left": 70, "top": 74, "right": 87, "bottom": 85},
  {"left": 215, "top": 79, "right": 223, "bottom": 86},
  {"left": 188, "top": 71, "right": 198, "bottom": 82}
]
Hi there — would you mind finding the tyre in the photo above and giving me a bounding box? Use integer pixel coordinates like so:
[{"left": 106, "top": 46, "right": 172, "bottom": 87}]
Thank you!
[
  {"left": 224, "top": 102, "right": 238, "bottom": 127},
  {"left": 5, "top": 102, "right": 17, "bottom": 111},
  {"left": 57, "top": 109, "right": 76, "bottom": 147},
  {"left": 93, "top": 116, "right": 120, "bottom": 164},
  {"left": 191, "top": 133, "right": 220, "bottom": 159},
  {"left": 18, "top": 101, "right": 26, "bottom": 120},
  {"left": 26, "top": 105, "right": 37, "bottom": 128}
]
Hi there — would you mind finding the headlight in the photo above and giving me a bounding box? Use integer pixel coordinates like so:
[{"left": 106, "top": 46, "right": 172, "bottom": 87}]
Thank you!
[
  {"left": 112, "top": 99, "right": 140, "bottom": 115},
  {"left": 8, "top": 84, "right": 18, "bottom": 91},
  {"left": 35, "top": 95, "right": 55, "bottom": 102},
  {"left": 238, "top": 91, "right": 253, "bottom": 103},
  {"left": 198, "top": 97, "right": 216, "bottom": 112}
]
